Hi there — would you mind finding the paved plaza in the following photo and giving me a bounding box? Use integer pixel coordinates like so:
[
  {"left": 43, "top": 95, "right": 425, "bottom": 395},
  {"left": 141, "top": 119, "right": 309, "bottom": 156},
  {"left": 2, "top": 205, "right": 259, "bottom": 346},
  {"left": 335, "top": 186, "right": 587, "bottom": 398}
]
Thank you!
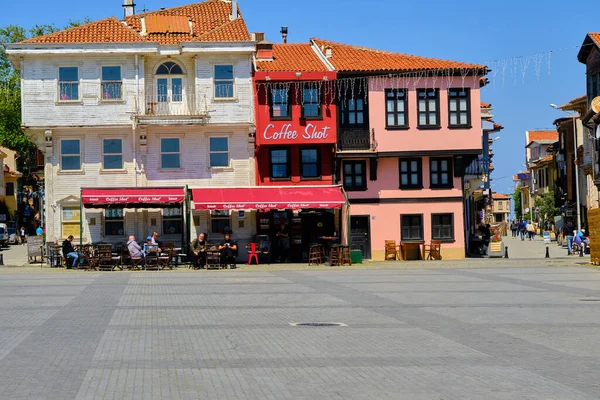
[{"left": 1, "top": 255, "right": 600, "bottom": 399}]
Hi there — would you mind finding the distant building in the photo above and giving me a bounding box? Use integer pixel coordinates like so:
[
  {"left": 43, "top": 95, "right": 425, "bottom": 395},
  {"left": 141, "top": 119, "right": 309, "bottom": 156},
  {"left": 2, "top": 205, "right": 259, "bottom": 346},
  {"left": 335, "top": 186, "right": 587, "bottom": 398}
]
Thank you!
[{"left": 492, "top": 193, "right": 510, "bottom": 224}]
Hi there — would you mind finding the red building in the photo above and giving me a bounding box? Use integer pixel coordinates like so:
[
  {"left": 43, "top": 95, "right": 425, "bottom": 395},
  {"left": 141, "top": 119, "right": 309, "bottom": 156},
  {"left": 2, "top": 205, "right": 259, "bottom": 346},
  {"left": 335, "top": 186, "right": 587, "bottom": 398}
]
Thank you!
[
  {"left": 252, "top": 39, "right": 342, "bottom": 261},
  {"left": 254, "top": 40, "right": 337, "bottom": 186}
]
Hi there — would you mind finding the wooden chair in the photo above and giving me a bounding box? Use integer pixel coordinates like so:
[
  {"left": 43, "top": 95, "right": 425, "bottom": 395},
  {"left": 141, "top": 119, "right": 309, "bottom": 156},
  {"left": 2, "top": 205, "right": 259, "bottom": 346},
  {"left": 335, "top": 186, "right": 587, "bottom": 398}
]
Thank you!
[
  {"left": 144, "top": 255, "right": 160, "bottom": 271},
  {"left": 160, "top": 245, "right": 174, "bottom": 270},
  {"left": 329, "top": 245, "right": 341, "bottom": 266},
  {"left": 423, "top": 240, "right": 442, "bottom": 260},
  {"left": 338, "top": 245, "right": 352, "bottom": 266},
  {"left": 308, "top": 244, "right": 324, "bottom": 265},
  {"left": 384, "top": 240, "right": 400, "bottom": 261}
]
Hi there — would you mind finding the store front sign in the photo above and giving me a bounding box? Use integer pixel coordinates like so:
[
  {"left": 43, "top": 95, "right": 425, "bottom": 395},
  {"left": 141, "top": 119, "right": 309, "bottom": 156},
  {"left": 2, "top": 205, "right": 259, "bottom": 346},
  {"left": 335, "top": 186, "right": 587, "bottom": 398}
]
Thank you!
[{"left": 260, "top": 123, "right": 335, "bottom": 145}]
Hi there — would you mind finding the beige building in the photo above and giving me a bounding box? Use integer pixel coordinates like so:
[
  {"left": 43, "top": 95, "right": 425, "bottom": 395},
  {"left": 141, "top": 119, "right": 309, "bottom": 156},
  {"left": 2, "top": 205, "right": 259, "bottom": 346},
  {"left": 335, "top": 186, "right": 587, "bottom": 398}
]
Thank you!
[{"left": 492, "top": 193, "right": 511, "bottom": 224}]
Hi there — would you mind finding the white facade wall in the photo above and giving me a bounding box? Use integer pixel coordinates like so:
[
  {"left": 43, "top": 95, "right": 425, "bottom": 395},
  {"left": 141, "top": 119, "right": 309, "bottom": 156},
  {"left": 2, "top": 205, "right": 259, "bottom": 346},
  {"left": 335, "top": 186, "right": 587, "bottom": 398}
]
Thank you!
[{"left": 24, "top": 50, "right": 256, "bottom": 248}]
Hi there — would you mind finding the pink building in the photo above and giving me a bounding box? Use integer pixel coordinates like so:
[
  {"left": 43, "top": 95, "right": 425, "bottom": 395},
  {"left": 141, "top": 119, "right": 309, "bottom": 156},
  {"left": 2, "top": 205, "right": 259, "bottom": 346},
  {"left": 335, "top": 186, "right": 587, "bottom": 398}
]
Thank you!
[{"left": 311, "top": 39, "right": 486, "bottom": 260}]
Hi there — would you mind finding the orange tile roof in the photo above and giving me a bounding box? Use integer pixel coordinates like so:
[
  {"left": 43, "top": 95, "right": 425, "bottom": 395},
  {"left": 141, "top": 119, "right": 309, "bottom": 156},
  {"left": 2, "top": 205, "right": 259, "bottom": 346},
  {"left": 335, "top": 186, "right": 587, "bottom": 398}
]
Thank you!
[
  {"left": 256, "top": 43, "right": 329, "bottom": 72},
  {"left": 481, "top": 102, "right": 491, "bottom": 108},
  {"left": 21, "top": 0, "right": 250, "bottom": 45},
  {"left": 311, "top": 38, "right": 486, "bottom": 73},
  {"left": 125, "top": 1, "right": 250, "bottom": 44},
  {"left": 493, "top": 193, "right": 510, "bottom": 200},
  {"left": 589, "top": 33, "right": 600, "bottom": 48},
  {"left": 527, "top": 130, "right": 558, "bottom": 144},
  {"left": 21, "top": 17, "right": 145, "bottom": 43}
]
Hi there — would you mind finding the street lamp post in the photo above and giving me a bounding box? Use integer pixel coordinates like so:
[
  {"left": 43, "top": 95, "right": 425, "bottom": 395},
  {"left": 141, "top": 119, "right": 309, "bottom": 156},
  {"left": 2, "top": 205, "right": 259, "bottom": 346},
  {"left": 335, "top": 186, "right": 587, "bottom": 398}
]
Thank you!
[{"left": 550, "top": 104, "right": 582, "bottom": 231}]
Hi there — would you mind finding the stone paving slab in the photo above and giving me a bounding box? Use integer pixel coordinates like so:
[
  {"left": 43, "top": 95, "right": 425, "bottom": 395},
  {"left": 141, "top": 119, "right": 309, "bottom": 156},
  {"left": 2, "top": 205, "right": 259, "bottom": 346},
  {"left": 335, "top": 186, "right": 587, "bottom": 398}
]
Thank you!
[{"left": 0, "top": 265, "right": 599, "bottom": 399}]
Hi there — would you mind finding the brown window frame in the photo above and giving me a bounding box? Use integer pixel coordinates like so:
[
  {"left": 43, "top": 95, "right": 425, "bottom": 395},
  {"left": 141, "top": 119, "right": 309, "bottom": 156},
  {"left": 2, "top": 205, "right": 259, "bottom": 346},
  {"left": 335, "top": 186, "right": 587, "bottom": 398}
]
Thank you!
[
  {"left": 430, "top": 157, "right": 453, "bottom": 188},
  {"left": 398, "top": 158, "right": 423, "bottom": 189},
  {"left": 431, "top": 213, "right": 454, "bottom": 242},
  {"left": 448, "top": 88, "right": 471, "bottom": 128},
  {"left": 385, "top": 89, "right": 409, "bottom": 129},
  {"left": 401, "top": 214, "right": 424, "bottom": 242},
  {"left": 343, "top": 160, "right": 367, "bottom": 191},
  {"left": 417, "top": 89, "right": 440, "bottom": 129}
]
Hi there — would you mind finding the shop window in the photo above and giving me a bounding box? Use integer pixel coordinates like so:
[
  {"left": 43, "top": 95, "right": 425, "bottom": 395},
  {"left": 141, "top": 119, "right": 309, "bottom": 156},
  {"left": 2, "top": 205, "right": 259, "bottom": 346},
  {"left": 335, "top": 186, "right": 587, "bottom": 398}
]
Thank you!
[
  {"left": 385, "top": 89, "right": 408, "bottom": 128},
  {"left": 430, "top": 157, "right": 453, "bottom": 188},
  {"left": 448, "top": 88, "right": 470, "bottom": 127},
  {"left": 270, "top": 87, "right": 290, "bottom": 119},
  {"left": 58, "top": 66, "right": 79, "bottom": 101},
  {"left": 209, "top": 137, "right": 229, "bottom": 168},
  {"left": 160, "top": 138, "right": 181, "bottom": 169},
  {"left": 60, "top": 139, "right": 81, "bottom": 171},
  {"left": 62, "top": 206, "right": 80, "bottom": 239},
  {"left": 343, "top": 160, "right": 366, "bottom": 190},
  {"left": 5, "top": 182, "right": 14, "bottom": 196},
  {"left": 302, "top": 87, "right": 321, "bottom": 118},
  {"left": 101, "top": 66, "right": 122, "bottom": 100},
  {"left": 417, "top": 89, "right": 439, "bottom": 128},
  {"left": 300, "top": 148, "right": 320, "bottom": 178},
  {"left": 401, "top": 214, "right": 423, "bottom": 241},
  {"left": 103, "top": 139, "right": 123, "bottom": 170},
  {"left": 105, "top": 208, "right": 124, "bottom": 236},
  {"left": 163, "top": 207, "right": 182, "bottom": 235},
  {"left": 399, "top": 158, "right": 422, "bottom": 189},
  {"left": 210, "top": 210, "right": 230, "bottom": 234},
  {"left": 432, "top": 213, "right": 454, "bottom": 241},
  {"left": 214, "top": 65, "right": 234, "bottom": 98},
  {"left": 270, "top": 148, "right": 290, "bottom": 179}
]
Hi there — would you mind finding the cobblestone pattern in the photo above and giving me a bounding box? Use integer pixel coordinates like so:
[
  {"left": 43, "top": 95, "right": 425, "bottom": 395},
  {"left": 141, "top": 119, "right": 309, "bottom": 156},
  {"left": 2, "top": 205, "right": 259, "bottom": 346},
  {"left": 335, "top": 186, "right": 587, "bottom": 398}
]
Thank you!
[{"left": 0, "top": 267, "right": 599, "bottom": 399}]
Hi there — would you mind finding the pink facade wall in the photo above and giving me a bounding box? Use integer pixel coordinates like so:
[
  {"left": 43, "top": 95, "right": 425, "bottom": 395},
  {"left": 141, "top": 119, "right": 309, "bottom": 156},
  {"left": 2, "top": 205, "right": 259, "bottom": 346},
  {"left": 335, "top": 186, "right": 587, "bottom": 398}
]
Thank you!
[
  {"left": 368, "top": 77, "right": 482, "bottom": 153},
  {"left": 348, "top": 157, "right": 463, "bottom": 200},
  {"left": 350, "top": 201, "right": 466, "bottom": 251}
]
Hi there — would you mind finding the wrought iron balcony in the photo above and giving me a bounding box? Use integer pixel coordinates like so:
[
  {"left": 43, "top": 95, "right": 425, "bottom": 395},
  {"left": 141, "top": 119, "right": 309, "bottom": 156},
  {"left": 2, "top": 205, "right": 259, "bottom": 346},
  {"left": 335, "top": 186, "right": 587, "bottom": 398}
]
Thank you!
[
  {"left": 337, "top": 127, "right": 375, "bottom": 151},
  {"left": 140, "top": 84, "right": 206, "bottom": 117}
]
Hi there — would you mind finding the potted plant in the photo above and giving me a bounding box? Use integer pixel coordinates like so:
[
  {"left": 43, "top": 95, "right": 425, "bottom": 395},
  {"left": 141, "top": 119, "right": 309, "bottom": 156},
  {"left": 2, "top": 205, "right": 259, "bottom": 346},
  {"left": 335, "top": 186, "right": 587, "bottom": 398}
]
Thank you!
[{"left": 488, "top": 226, "right": 504, "bottom": 258}]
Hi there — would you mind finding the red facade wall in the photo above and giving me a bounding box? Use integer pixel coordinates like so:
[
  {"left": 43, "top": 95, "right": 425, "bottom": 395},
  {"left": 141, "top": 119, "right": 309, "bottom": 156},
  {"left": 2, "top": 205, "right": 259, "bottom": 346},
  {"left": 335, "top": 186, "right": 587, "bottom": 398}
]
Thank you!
[
  {"left": 255, "top": 144, "right": 334, "bottom": 185},
  {"left": 254, "top": 75, "right": 337, "bottom": 186}
]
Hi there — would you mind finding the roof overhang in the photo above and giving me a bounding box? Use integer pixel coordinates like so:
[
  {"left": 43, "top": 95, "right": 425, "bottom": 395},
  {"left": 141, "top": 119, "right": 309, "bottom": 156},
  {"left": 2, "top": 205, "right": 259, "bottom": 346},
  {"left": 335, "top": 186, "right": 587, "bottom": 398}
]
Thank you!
[{"left": 254, "top": 71, "right": 337, "bottom": 81}]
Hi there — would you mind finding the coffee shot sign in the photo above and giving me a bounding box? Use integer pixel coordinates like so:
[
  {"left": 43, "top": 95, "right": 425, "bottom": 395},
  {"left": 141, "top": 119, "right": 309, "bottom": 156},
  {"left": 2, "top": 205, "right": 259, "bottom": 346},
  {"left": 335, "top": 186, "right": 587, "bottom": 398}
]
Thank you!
[{"left": 262, "top": 123, "right": 334, "bottom": 144}]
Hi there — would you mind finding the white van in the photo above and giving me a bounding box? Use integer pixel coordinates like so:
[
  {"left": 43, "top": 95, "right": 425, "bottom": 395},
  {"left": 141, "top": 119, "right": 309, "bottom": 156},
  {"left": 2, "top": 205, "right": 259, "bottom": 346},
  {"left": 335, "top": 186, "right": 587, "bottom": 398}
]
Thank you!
[{"left": 0, "top": 224, "right": 8, "bottom": 247}]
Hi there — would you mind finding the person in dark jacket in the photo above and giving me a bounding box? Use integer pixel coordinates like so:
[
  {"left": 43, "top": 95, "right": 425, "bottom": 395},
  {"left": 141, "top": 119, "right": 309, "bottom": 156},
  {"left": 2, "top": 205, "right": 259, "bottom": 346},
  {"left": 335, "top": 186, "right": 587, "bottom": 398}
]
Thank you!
[
  {"left": 219, "top": 233, "right": 238, "bottom": 267},
  {"left": 564, "top": 219, "right": 576, "bottom": 255},
  {"left": 62, "top": 235, "right": 82, "bottom": 268},
  {"left": 190, "top": 232, "right": 208, "bottom": 269}
]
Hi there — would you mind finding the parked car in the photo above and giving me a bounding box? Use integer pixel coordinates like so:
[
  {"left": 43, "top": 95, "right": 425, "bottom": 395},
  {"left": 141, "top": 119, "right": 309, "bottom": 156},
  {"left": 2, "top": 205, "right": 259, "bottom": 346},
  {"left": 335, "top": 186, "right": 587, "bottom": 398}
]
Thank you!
[
  {"left": 0, "top": 223, "right": 9, "bottom": 247},
  {"left": 8, "top": 233, "right": 19, "bottom": 245}
]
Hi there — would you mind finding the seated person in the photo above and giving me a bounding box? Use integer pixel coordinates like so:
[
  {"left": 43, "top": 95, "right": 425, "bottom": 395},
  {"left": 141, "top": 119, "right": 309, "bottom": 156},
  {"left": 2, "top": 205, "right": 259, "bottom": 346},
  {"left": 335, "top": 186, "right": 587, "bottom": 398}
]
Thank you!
[
  {"left": 190, "top": 232, "right": 208, "bottom": 269},
  {"left": 219, "top": 233, "right": 238, "bottom": 266},
  {"left": 127, "top": 235, "right": 145, "bottom": 259},
  {"left": 62, "top": 235, "right": 83, "bottom": 268},
  {"left": 143, "top": 236, "right": 160, "bottom": 254}
]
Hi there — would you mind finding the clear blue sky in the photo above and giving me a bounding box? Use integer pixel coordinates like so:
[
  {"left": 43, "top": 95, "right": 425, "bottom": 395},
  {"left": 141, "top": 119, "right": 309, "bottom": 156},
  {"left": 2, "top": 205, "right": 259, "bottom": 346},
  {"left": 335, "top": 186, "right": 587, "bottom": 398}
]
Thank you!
[{"left": 1, "top": 0, "right": 594, "bottom": 196}]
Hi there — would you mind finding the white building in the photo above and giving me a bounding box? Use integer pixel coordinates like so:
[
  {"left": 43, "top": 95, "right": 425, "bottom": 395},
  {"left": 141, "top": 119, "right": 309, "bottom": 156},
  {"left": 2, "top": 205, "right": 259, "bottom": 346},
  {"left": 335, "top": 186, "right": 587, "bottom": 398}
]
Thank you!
[{"left": 6, "top": 0, "right": 257, "bottom": 248}]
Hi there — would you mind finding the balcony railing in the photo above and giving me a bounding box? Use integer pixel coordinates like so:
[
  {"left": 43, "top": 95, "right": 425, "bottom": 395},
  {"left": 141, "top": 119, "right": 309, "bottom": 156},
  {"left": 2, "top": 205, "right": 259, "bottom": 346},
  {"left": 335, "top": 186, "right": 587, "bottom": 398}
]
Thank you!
[
  {"left": 338, "top": 127, "right": 375, "bottom": 151},
  {"left": 141, "top": 84, "right": 205, "bottom": 117},
  {"left": 465, "top": 157, "right": 486, "bottom": 176}
]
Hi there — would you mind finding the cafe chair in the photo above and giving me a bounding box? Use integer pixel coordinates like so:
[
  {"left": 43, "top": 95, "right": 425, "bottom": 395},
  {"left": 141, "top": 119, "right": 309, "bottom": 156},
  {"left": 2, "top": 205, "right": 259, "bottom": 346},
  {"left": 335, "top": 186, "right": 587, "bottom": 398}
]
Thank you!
[
  {"left": 423, "top": 240, "right": 442, "bottom": 260},
  {"left": 247, "top": 243, "right": 259, "bottom": 265},
  {"left": 384, "top": 240, "right": 400, "bottom": 261},
  {"left": 308, "top": 244, "right": 324, "bottom": 265}
]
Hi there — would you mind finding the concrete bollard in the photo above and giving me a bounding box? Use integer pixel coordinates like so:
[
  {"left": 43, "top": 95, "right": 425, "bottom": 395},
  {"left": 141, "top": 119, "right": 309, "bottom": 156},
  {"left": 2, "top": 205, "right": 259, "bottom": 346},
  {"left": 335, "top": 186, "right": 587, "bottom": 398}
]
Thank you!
[
  {"left": 0, "top": 252, "right": 4, "bottom": 266},
  {"left": 546, "top": 246, "right": 550, "bottom": 258},
  {"left": 504, "top": 246, "right": 509, "bottom": 259}
]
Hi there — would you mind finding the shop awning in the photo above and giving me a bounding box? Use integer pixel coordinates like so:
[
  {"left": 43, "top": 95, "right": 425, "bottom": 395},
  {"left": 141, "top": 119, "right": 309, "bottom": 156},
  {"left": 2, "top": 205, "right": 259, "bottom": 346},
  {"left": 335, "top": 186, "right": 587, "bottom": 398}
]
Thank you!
[
  {"left": 192, "top": 186, "right": 346, "bottom": 210},
  {"left": 81, "top": 187, "right": 185, "bottom": 208}
]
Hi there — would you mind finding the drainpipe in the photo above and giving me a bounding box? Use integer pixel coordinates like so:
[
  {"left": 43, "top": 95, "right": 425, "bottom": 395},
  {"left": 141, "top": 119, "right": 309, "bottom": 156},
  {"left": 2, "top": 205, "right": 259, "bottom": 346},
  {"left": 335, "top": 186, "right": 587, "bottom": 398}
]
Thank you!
[{"left": 134, "top": 54, "right": 140, "bottom": 238}]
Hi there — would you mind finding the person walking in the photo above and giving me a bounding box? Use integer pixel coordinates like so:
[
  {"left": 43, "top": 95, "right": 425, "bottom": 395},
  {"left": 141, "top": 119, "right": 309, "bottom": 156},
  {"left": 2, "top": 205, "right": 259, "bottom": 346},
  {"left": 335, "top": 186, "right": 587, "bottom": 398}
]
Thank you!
[
  {"left": 518, "top": 220, "right": 525, "bottom": 241},
  {"left": 510, "top": 220, "right": 518, "bottom": 238},
  {"left": 564, "top": 219, "right": 576, "bottom": 256},
  {"left": 526, "top": 221, "right": 534, "bottom": 240},
  {"left": 19, "top": 226, "right": 27, "bottom": 245}
]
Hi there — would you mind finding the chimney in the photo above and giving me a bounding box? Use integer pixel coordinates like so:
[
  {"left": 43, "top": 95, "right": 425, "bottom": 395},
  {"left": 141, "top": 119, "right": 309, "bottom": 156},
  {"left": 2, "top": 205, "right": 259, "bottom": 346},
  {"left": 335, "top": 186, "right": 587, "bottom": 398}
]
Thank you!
[
  {"left": 252, "top": 32, "right": 265, "bottom": 42},
  {"left": 123, "top": 0, "right": 136, "bottom": 18},
  {"left": 255, "top": 33, "right": 274, "bottom": 61},
  {"left": 280, "top": 26, "right": 288, "bottom": 44},
  {"left": 231, "top": 0, "right": 238, "bottom": 20},
  {"left": 325, "top": 46, "right": 332, "bottom": 58}
]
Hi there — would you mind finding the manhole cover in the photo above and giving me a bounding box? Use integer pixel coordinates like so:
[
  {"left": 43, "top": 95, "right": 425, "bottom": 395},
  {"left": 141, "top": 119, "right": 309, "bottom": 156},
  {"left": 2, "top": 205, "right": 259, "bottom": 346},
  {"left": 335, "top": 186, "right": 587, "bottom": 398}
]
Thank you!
[
  {"left": 290, "top": 322, "right": 347, "bottom": 327},
  {"left": 580, "top": 298, "right": 600, "bottom": 302}
]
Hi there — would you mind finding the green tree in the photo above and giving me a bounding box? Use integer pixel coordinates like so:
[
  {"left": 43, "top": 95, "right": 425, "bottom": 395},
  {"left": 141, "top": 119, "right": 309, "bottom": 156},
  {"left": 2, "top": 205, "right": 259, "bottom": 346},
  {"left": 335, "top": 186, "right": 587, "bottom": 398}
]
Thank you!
[
  {"left": 65, "top": 18, "right": 92, "bottom": 29},
  {"left": 513, "top": 185, "right": 522, "bottom": 220},
  {"left": 538, "top": 190, "right": 560, "bottom": 226}
]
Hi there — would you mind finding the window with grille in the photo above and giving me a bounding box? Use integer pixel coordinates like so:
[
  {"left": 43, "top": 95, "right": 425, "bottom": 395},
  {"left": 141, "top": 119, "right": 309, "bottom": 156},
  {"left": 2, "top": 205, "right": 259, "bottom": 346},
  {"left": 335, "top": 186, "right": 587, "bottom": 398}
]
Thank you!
[
  {"left": 448, "top": 88, "right": 470, "bottom": 127},
  {"left": 399, "top": 158, "right": 422, "bottom": 189},
  {"left": 417, "top": 89, "right": 439, "bottom": 128},
  {"left": 343, "top": 161, "right": 366, "bottom": 190},
  {"left": 385, "top": 89, "right": 408, "bottom": 128},
  {"left": 430, "top": 157, "right": 453, "bottom": 188},
  {"left": 432, "top": 213, "right": 454, "bottom": 241},
  {"left": 401, "top": 214, "right": 423, "bottom": 241}
]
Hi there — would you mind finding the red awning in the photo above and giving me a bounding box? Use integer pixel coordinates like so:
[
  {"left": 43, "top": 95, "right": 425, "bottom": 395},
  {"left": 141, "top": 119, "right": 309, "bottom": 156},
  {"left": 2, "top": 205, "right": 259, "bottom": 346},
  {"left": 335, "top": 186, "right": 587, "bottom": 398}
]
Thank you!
[
  {"left": 82, "top": 187, "right": 185, "bottom": 208},
  {"left": 192, "top": 186, "right": 346, "bottom": 210}
]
